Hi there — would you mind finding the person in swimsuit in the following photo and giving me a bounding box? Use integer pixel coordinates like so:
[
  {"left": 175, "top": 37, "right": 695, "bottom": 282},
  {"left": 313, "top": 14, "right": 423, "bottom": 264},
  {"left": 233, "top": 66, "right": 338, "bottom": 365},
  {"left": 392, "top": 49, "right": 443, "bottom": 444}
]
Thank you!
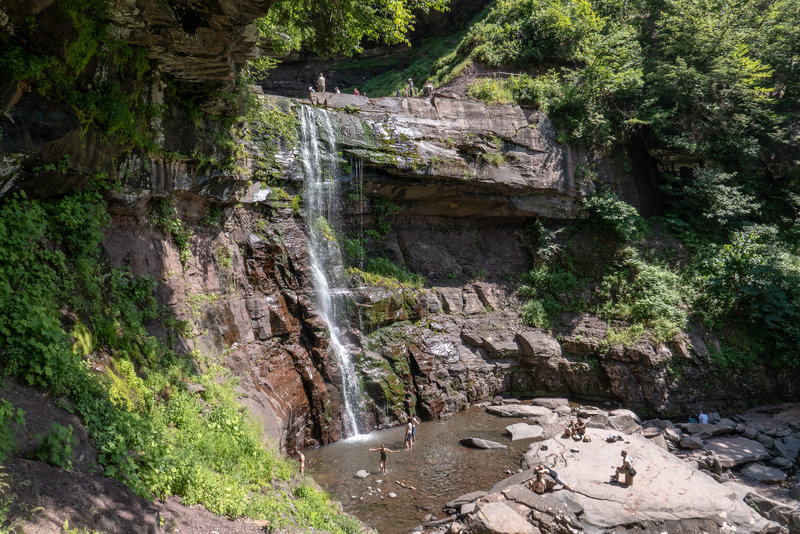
[
  {"left": 369, "top": 444, "right": 398, "bottom": 474},
  {"left": 410, "top": 414, "right": 420, "bottom": 445},
  {"left": 404, "top": 417, "right": 414, "bottom": 449}
]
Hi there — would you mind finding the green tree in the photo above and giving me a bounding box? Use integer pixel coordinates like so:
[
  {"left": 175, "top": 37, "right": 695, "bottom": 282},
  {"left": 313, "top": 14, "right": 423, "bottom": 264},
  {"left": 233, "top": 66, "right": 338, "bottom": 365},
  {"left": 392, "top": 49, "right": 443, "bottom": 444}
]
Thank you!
[{"left": 256, "top": 0, "right": 450, "bottom": 58}]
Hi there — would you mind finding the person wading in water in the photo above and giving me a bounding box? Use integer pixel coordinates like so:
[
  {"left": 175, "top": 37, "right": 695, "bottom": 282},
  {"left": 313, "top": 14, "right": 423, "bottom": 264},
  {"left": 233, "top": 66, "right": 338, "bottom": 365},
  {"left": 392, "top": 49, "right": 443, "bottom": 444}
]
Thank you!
[{"left": 369, "top": 444, "right": 398, "bottom": 474}]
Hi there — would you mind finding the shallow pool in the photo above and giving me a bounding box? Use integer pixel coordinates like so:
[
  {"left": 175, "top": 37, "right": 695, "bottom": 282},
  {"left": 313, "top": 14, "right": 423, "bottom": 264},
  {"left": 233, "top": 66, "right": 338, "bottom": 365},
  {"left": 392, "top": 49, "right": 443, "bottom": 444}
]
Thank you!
[{"left": 304, "top": 406, "right": 533, "bottom": 533}]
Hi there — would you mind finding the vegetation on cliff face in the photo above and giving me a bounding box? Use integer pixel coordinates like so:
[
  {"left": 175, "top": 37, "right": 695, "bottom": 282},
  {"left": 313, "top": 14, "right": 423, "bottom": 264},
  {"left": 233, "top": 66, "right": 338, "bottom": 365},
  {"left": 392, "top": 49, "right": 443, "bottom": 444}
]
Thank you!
[
  {"left": 0, "top": 0, "right": 452, "bottom": 530},
  {"left": 0, "top": 186, "right": 360, "bottom": 532},
  {"left": 332, "top": 0, "right": 800, "bottom": 367}
]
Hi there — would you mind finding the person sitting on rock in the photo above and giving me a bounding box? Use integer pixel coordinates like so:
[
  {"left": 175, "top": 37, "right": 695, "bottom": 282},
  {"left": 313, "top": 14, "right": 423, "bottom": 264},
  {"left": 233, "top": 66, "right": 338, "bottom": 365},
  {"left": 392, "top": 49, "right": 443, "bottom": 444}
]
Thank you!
[
  {"left": 535, "top": 463, "right": 573, "bottom": 491},
  {"left": 563, "top": 422, "right": 574, "bottom": 439},
  {"left": 572, "top": 418, "right": 586, "bottom": 440},
  {"left": 698, "top": 410, "right": 709, "bottom": 424},
  {"left": 688, "top": 413, "right": 698, "bottom": 423},
  {"left": 613, "top": 450, "right": 635, "bottom": 486}
]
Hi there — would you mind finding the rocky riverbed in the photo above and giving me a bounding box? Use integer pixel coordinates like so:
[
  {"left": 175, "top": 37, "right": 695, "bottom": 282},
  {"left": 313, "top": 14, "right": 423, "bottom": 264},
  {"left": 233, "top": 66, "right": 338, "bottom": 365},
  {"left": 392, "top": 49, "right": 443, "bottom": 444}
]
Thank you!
[
  {"left": 434, "top": 399, "right": 800, "bottom": 534},
  {"left": 309, "top": 398, "right": 800, "bottom": 534}
]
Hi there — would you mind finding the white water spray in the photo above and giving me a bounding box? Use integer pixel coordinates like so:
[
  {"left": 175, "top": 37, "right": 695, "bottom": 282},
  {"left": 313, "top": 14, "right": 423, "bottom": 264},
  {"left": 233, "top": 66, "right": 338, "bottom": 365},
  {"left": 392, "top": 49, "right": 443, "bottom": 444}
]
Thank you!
[{"left": 299, "top": 106, "right": 362, "bottom": 437}]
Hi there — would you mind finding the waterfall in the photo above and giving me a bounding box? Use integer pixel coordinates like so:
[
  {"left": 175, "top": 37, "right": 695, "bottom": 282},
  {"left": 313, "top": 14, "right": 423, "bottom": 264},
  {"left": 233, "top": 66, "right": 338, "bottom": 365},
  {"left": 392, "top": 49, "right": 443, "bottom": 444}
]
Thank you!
[{"left": 298, "top": 106, "right": 362, "bottom": 437}]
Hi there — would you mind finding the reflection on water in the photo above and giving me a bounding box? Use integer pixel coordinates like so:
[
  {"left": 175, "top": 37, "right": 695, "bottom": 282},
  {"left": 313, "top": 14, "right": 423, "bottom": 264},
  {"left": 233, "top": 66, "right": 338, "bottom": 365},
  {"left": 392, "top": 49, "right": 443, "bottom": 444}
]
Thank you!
[{"left": 304, "top": 407, "right": 532, "bottom": 534}]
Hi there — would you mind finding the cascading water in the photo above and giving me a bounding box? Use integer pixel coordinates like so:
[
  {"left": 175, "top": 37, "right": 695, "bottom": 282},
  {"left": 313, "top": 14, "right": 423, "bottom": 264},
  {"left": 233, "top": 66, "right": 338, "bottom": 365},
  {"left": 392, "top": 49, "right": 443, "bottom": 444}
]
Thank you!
[{"left": 298, "top": 105, "right": 362, "bottom": 437}]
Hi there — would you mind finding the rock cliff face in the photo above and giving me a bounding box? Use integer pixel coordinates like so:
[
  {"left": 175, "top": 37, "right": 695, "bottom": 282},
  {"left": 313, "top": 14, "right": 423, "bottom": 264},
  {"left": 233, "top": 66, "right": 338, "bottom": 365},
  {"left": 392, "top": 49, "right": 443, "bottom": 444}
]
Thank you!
[
  {"left": 2, "top": 81, "right": 798, "bottom": 451},
  {"left": 1, "top": 0, "right": 273, "bottom": 83}
]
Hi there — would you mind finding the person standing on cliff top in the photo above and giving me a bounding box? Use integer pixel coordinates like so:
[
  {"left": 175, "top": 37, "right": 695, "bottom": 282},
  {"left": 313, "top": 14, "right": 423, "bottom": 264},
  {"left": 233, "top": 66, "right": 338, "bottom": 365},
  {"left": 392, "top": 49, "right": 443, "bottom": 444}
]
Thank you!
[
  {"left": 316, "top": 73, "right": 326, "bottom": 93},
  {"left": 369, "top": 444, "right": 398, "bottom": 474},
  {"left": 407, "top": 78, "right": 414, "bottom": 96}
]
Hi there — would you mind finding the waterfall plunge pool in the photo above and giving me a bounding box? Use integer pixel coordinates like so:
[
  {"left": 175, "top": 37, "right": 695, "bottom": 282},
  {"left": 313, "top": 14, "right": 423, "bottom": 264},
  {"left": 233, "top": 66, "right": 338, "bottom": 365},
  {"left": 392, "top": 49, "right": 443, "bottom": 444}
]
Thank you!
[{"left": 304, "top": 406, "right": 533, "bottom": 534}]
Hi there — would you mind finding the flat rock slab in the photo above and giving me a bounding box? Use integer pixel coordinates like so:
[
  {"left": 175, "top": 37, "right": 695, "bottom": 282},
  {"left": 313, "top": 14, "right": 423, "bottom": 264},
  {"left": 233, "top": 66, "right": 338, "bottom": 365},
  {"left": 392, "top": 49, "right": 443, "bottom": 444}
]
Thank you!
[
  {"left": 505, "top": 423, "right": 544, "bottom": 441},
  {"left": 460, "top": 437, "right": 507, "bottom": 449},
  {"left": 530, "top": 397, "right": 569, "bottom": 409},
  {"left": 467, "top": 501, "right": 538, "bottom": 534},
  {"left": 487, "top": 405, "right": 552, "bottom": 418},
  {"left": 679, "top": 423, "right": 734, "bottom": 437},
  {"left": 514, "top": 429, "right": 775, "bottom": 533},
  {"left": 703, "top": 436, "right": 770, "bottom": 467},
  {"left": 740, "top": 464, "right": 787, "bottom": 483},
  {"left": 503, "top": 485, "right": 583, "bottom": 516}
]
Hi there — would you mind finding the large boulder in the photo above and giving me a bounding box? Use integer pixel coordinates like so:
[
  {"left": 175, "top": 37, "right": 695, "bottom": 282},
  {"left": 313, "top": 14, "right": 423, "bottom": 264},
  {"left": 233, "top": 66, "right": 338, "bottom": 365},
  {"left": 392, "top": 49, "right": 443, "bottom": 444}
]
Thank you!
[
  {"left": 516, "top": 330, "right": 562, "bottom": 361},
  {"left": 740, "top": 464, "right": 787, "bottom": 484},
  {"left": 703, "top": 436, "right": 771, "bottom": 467},
  {"left": 460, "top": 437, "right": 507, "bottom": 450},
  {"left": 505, "top": 423, "right": 544, "bottom": 442},
  {"left": 744, "top": 493, "right": 800, "bottom": 533},
  {"left": 466, "top": 501, "right": 538, "bottom": 534}
]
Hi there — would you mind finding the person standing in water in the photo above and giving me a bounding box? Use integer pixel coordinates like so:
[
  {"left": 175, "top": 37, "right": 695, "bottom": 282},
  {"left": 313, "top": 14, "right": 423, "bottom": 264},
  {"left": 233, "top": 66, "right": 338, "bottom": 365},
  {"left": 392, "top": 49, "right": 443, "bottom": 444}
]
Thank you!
[
  {"left": 369, "top": 444, "right": 398, "bottom": 474},
  {"left": 410, "top": 414, "right": 421, "bottom": 445},
  {"left": 298, "top": 450, "right": 305, "bottom": 475},
  {"left": 404, "top": 417, "right": 414, "bottom": 449}
]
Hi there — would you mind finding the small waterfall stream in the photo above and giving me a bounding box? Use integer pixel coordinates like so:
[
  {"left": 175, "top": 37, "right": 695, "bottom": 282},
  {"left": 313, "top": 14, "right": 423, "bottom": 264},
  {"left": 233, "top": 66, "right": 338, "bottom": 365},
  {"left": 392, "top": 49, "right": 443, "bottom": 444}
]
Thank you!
[{"left": 299, "top": 105, "right": 363, "bottom": 437}]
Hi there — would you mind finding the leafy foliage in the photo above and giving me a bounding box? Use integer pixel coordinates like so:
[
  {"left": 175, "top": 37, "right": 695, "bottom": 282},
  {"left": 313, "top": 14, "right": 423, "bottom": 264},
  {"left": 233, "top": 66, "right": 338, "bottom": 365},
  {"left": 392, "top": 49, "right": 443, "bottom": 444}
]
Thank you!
[
  {"left": 584, "top": 191, "right": 646, "bottom": 241},
  {"left": 255, "top": 0, "right": 449, "bottom": 58},
  {"left": 0, "top": 189, "right": 357, "bottom": 532},
  {"left": 0, "top": 401, "right": 25, "bottom": 463},
  {"left": 31, "top": 423, "right": 78, "bottom": 470}
]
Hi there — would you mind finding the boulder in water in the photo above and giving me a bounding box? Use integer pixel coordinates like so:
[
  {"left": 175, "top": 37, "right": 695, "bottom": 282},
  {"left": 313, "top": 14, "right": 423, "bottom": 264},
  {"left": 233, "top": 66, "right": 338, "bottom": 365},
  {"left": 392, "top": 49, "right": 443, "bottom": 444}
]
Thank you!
[
  {"left": 505, "top": 423, "right": 544, "bottom": 441},
  {"left": 445, "top": 490, "right": 486, "bottom": 509},
  {"left": 460, "top": 437, "right": 507, "bottom": 449},
  {"left": 355, "top": 470, "right": 370, "bottom": 479}
]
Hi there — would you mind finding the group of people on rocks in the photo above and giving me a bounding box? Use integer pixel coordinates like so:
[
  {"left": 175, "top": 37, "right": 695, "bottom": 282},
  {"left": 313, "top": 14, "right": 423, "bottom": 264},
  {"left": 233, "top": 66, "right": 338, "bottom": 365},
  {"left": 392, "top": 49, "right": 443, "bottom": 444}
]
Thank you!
[
  {"left": 688, "top": 410, "right": 709, "bottom": 424},
  {"left": 307, "top": 73, "right": 436, "bottom": 101},
  {"left": 369, "top": 413, "right": 421, "bottom": 474},
  {"left": 563, "top": 417, "right": 587, "bottom": 441}
]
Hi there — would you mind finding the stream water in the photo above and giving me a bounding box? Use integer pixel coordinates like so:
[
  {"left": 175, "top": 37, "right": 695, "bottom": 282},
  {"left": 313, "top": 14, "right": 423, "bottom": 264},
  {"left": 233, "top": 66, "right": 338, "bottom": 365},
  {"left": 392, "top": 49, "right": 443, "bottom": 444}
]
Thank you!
[{"left": 304, "top": 407, "right": 532, "bottom": 534}]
